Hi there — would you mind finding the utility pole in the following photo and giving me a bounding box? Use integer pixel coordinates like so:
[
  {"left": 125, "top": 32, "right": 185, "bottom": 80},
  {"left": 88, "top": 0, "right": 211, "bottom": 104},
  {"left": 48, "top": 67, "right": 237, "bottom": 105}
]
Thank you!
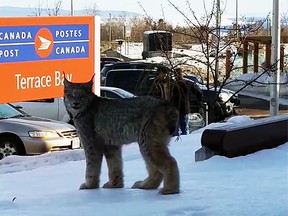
[
  {"left": 109, "top": 13, "right": 112, "bottom": 42},
  {"left": 235, "top": 0, "right": 239, "bottom": 40},
  {"left": 215, "top": 0, "right": 221, "bottom": 87},
  {"left": 270, "top": 0, "right": 280, "bottom": 116},
  {"left": 267, "top": 14, "right": 271, "bottom": 36},
  {"left": 70, "top": 0, "right": 74, "bottom": 16}
]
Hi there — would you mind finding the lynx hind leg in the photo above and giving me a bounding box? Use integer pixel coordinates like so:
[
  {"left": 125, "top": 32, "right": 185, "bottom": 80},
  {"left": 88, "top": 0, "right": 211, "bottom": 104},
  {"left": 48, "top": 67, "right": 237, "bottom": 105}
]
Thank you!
[
  {"left": 132, "top": 160, "right": 163, "bottom": 190},
  {"left": 80, "top": 144, "right": 104, "bottom": 190},
  {"left": 144, "top": 145, "right": 180, "bottom": 195},
  {"left": 102, "top": 146, "right": 124, "bottom": 188},
  {"left": 133, "top": 105, "right": 180, "bottom": 195}
]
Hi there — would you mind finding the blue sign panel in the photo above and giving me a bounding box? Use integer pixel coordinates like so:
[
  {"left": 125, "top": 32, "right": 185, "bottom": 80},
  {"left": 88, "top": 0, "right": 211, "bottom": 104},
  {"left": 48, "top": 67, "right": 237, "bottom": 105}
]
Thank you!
[{"left": 0, "top": 24, "right": 89, "bottom": 64}]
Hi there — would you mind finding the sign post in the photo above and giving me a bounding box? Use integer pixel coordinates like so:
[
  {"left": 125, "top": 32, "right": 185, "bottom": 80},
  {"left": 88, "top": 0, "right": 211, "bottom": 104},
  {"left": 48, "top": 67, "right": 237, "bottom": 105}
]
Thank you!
[{"left": 0, "top": 16, "right": 100, "bottom": 103}]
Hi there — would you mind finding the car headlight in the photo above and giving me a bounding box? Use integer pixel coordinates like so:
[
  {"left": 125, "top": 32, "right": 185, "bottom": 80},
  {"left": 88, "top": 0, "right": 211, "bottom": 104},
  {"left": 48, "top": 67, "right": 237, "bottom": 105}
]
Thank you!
[
  {"left": 29, "top": 131, "right": 60, "bottom": 139},
  {"left": 219, "top": 92, "right": 230, "bottom": 102}
]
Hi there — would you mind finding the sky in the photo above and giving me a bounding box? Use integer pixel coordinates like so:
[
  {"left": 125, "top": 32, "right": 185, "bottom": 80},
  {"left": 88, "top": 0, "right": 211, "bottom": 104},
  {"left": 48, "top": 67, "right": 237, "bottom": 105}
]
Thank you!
[
  {"left": 1, "top": 0, "right": 288, "bottom": 25},
  {"left": 0, "top": 114, "right": 287, "bottom": 216}
]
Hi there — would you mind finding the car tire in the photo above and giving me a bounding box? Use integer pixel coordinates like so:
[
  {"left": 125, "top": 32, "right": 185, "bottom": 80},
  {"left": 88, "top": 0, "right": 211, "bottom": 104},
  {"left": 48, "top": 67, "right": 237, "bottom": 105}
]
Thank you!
[{"left": 0, "top": 136, "right": 25, "bottom": 160}]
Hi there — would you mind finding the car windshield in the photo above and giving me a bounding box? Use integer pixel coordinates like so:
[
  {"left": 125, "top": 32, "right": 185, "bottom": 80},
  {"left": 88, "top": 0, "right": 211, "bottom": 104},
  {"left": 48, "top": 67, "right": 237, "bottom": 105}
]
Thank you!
[
  {"left": 112, "top": 88, "right": 135, "bottom": 98},
  {"left": 0, "top": 104, "right": 28, "bottom": 119}
]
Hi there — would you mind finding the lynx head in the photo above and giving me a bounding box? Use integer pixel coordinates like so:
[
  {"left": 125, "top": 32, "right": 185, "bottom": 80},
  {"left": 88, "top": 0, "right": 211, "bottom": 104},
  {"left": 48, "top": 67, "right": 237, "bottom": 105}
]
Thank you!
[{"left": 63, "top": 75, "right": 95, "bottom": 118}]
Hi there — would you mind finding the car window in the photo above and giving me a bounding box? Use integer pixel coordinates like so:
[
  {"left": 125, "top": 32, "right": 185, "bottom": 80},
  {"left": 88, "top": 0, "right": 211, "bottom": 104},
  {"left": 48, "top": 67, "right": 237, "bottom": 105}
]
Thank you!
[
  {"left": 105, "top": 70, "right": 156, "bottom": 95},
  {"left": 105, "top": 71, "right": 141, "bottom": 94},
  {"left": 0, "top": 104, "right": 24, "bottom": 119},
  {"left": 101, "top": 65, "right": 113, "bottom": 77},
  {"left": 112, "top": 89, "right": 135, "bottom": 98},
  {"left": 101, "top": 90, "right": 120, "bottom": 99},
  {"left": 101, "top": 63, "right": 169, "bottom": 78}
]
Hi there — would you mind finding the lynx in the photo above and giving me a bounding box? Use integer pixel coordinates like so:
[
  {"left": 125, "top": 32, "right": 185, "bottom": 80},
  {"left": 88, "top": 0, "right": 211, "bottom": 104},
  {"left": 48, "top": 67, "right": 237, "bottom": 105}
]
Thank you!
[{"left": 63, "top": 76, "right": 180, "bottom": 195}]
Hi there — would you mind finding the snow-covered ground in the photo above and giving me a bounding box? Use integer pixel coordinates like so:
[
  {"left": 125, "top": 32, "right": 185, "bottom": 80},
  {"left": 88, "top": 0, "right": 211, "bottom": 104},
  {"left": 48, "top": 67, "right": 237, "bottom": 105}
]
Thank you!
[{"left": 0, "top": 115, "right": 288, "bottom": 216}]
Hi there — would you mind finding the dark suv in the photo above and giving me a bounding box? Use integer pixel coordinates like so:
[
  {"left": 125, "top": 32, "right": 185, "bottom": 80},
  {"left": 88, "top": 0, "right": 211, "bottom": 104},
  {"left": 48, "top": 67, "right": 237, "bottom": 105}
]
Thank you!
[
  {"left": 100, "top": 57, "right": 123, "bottom": 70},
  {"left": 104, "top": 68, "right": 157, "bottom": 96},
  {"left": 103, "top": 63, "right": 240, "bottom": 122},
  {"left": 101, "top": 61, "right": 166, "bottom": 85}
]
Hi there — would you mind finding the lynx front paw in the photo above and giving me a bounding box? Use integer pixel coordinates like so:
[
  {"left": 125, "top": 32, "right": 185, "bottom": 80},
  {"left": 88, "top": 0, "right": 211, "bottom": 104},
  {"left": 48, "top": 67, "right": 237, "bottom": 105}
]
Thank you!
[
  {"left": 131, "top": 180, "right": 160, "bottom": 190},
  {"left": 79, "top": 182, "right": 99, "bottom": 190},
  {"left": 102, "top": 181, "right": 124, "bottom": 188},
  {"left": 131, "top": 180, "right": 142, "bottom": 189},
  {"left": 79, "top": 183, "right": 88, "bottom": 190}
]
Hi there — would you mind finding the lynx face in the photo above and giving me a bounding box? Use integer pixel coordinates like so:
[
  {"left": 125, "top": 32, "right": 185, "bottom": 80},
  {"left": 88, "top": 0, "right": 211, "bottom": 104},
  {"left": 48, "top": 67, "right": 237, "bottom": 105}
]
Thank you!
[{"left": 63, "top": 78, "right": 94, "bottom": 118}]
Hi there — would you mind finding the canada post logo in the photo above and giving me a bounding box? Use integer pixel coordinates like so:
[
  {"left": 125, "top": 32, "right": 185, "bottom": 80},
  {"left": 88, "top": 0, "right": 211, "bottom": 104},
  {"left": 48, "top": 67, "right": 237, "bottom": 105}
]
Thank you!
[
  {"left": 0, "top": 24, "right": 89, "bottom": 63},
  {"left": 35, "top": 28, "right": 54, "bottom": 58}
]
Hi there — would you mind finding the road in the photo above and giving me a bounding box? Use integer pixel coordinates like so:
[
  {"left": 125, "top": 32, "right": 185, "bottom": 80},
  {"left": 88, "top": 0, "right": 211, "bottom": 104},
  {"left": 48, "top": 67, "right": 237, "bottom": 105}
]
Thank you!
[{"left": 234, "top": 95, "right": 288, "bottom": 118}]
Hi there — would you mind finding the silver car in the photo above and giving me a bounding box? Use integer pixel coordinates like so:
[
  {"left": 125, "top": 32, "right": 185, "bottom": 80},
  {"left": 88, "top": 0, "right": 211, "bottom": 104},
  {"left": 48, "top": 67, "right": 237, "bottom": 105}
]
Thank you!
[
  {"left": 12, "top": 86, "right": 136, "bottom": 124},
  {"left": 0, "top": 103, "right": 80, "bottom": 160}
]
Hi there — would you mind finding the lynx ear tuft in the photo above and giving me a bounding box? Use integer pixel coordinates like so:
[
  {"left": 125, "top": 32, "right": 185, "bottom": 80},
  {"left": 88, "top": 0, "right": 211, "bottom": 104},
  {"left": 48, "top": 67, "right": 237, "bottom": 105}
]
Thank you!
[
  {"left": 89, "top": 74, "right": 95, "bottom": 83},
  {"left": 63, "top": 71, "right": 72, "bottom": 87},
  {"left": 84, "top": 74, "right": 95, "bottom": 90}
]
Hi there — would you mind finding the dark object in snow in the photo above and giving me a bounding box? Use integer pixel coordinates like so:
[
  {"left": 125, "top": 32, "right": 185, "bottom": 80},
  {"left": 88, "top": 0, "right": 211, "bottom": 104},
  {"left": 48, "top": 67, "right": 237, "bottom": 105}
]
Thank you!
[
  {"left": 196, "top": 114, "right": 288, "bottom": 161},
  {"left": 12, "top": 197, "right": 16, "bottom": 202},
  {"left": 195, "top": 146, "right": 215, "bottom": 161}
]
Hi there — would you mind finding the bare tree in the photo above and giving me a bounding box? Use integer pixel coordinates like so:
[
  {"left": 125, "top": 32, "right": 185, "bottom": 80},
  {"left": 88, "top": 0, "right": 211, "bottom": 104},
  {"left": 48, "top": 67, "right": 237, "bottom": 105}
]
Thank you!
[
  {"left": 30, "top": 0, "right": 43, "bottom": 16},
  {"left": 138, "top": 1, "right": 155, "bottom": 30},
  {"left": 149, "top": 0, "right": 275, "bottom": 123},
  {"left": 84, "top": 2, "right": 100, "bottom": 16},
  {"left": 281, "top": 11, "right": 288, "bottom": 26},
  {"left": 46, "top": 0, "right": 62, "bottom": 16}
]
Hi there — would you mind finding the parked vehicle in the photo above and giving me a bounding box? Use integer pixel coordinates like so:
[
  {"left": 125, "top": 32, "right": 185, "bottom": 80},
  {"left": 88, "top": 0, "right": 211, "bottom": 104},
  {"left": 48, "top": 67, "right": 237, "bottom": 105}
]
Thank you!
[
  {"left": 100, "top": 57, "right": 123, "bottom": 70},
  {"left": 102, "top": 62, "right": 239, "bottom": 114},
  {"left": 100, "top": 61, "right": 166, "bottom": 85},
  {"left": 183, "top": 77, "right": 240, "bottom": 117},
  {"left": 104, "top": 67, "right": 240, "bottom": 121},
  {"left": 12, "top": 87, "right": 135, "bottom": 124},
  {"left": 104, "top": 68, "right": 156, "bottom": 95},
  {"left": 0, "top": 103, "right": 80, "bottom": 160}
]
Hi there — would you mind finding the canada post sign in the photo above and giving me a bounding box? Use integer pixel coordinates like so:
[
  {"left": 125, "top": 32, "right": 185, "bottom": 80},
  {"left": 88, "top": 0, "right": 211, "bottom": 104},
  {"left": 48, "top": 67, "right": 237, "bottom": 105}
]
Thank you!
[
  {"left": 0, "top": 16, "right": 98, "bottom": 103},
  {"left": 0, "top": 25, "right": 89, "bottom": 63}
]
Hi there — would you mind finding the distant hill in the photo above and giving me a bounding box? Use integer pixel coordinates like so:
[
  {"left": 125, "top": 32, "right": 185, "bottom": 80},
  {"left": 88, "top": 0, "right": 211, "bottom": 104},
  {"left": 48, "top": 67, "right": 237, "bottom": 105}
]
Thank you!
[{"left": 0, "top": 6, "right": 142, "bottom": 18}]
